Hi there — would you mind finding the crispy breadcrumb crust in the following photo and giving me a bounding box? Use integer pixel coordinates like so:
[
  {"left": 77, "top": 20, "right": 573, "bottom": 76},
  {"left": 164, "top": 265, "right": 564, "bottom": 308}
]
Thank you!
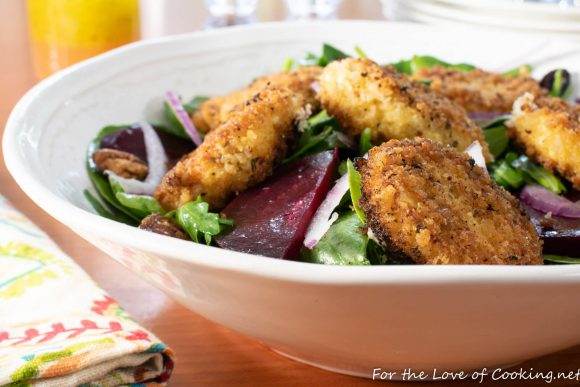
[
  {"left": 509, "top": 93, "right": 580, "bottom": 189},
  {"left": 318, "top": 58, "right": 492, "bottom": 161},
  {"left": 413, "top": 67, "right": 546, "bottom": 113},
  {"left": 357, "top": 138, "right": 542, "bottom": 265},
  {"left": 155, "top": 87, "right": 305, "bottom": 210},
  {"left": 192, "top": 66, "right": 321, "bottom": 133}
]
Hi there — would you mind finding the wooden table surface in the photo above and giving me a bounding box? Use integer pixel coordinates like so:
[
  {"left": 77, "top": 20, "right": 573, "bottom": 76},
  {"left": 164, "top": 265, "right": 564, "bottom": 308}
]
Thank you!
[{"left": 1, "top": 1, "right": 579, "bottom": 385}]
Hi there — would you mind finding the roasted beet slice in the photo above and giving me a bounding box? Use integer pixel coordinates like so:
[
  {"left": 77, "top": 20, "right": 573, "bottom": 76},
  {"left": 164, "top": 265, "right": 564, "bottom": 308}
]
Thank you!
[
  {"left": 216, "top": 150, "right": 339, "bottom": 259},
  {"left": 524, "top": 204, "right": 580, "bottom": 256},
  {"left": 100, "top": 124, "right": 194, "bottom": 165}
]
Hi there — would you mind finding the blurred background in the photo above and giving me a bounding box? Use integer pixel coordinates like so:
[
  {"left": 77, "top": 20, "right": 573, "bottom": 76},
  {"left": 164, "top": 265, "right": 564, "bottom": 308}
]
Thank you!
[{"left": 13, "top": 0, "right": 580, "bottom": 79}]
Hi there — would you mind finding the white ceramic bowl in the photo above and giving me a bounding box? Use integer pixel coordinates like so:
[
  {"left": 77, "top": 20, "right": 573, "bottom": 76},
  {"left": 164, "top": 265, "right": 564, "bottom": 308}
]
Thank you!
[{"left": 4, "top": 21, "right": 580, "bottom": 378}]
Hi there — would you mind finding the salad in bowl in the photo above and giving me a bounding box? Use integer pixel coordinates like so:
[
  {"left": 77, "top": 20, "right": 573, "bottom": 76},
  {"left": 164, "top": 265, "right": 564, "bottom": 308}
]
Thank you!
[{"left": 85, "top": 43, "right": 580, "bottom": 266}]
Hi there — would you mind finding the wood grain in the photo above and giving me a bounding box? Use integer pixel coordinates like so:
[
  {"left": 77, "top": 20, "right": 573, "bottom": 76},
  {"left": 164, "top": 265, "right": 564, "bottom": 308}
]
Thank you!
[{"left": 0, "top": 1, "right": 578, "bottom": 385}]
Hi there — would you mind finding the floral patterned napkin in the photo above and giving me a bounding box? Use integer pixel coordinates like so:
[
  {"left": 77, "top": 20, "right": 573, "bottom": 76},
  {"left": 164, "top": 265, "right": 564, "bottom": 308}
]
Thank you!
[{"left": 0, "top": 195, "right": 174, "bottom": 386}]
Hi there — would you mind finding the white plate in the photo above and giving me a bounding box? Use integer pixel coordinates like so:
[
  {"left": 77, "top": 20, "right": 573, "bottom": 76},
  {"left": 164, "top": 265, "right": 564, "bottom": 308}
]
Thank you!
[{"left": 4, "top": 21, "right": 580, "bottom": 378}]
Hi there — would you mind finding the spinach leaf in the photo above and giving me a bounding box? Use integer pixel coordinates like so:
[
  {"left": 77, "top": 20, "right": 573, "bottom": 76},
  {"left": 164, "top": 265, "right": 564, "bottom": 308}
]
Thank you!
[
  {"left": 300, "top": 43, "right": 350, "bottom": 67},
  {"left": 86, "top": 125, "right": 140, "bottom": 224},
  {"left": 484, "top": 125, "right": 509, "bottom": 158},
  {"left": 392, "top": 55, "right": 475, "bottom": 75},
  {"left": 183, "top": 95, "right": 209, "bottom": 115},
  {"left": 347, "top": 160, "right": 365, "bottom": 223},
  {"left": 544, "top": 255, "right": 580, "bottom": 264},
  {"left": 163, "top": 100, "right": 190, "bottom": 139},
  {"left": 83, "top": 189, "right": 135, "bottom": 225},
  {"left": 175, "top": 196, "right": 233, "bottom": 245},
  {"left": 284, "top": 110, "right": 349, "bottom": 164},
  {"left": 109, "top": 178, "right": 164, "bottom": 219},
  {"left": 305, "top": 212, "right": 370, "bottom": 265}
]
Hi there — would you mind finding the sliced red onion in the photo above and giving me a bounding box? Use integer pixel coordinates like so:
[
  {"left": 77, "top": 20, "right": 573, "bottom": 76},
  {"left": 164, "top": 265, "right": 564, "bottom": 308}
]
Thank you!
[
  {"left": 336, "top": 131, "right": 356, "bottom": 149},
  {"left": 521, "top": 185, "right": 580, "bottom": 219},
  {"left": 304, "top": 172, "right": 350, "bottom": 249},
  {"left": 465, "top": 141, "right": 487, "bottom": 171},
  {"left": 106, "top": 121, "right": 168, "bottom": 196},
  {"left": 165, "top": 91, "right": 203, "bottom": 146}
]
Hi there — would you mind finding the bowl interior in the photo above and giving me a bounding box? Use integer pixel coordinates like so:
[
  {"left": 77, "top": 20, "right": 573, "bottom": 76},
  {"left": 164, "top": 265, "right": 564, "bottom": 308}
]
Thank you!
[{"left": 5, "top": 21, "right": 580, "bottom": 275}]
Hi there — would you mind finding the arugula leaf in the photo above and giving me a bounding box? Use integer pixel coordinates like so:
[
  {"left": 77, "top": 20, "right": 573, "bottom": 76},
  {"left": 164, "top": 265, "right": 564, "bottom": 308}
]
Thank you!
[
  {"left": 109, "top": 178, "right": 164, "bottom": 219},
  {"left": 175, "top": 197, "right": 233, "bottom": 245},
  {"left": 86, "top": 125, "right": 140, "bottom": 224},
  {"left": 359, "top": 127, "right": 373, "bottom": 156},
  {"left": 284, "top": 110, "right": 349, "bottom": 164},
  {"left": 305, "top": 212, "right": 370, "bottom": 265},
  {"left": 183, "top": 95, "right": 209, "bottom": 115},
  {"left": 484, "top": 125, "right": 509, "bottom": 158},
  {"left": 347, "top": 160, "right": 365, "bottom": 223},
  {"left": 544, "top": 255, "right": 580, "bottom": 264}
]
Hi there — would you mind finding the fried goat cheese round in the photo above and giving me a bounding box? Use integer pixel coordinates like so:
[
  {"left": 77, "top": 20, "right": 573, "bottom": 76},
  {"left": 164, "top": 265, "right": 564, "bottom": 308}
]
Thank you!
[
  {"left": 509, "top": 93, "right": 580, "bottom": 189},
  {"left": 318, "top": 58, "right": 492, "bottom": 162},
  {"left": 357, "top": 138, "right": 542, "bottom": 265},
  {"left": 155, "top": 87, "right": 305, "bottom": 210},
  {"left": 412, "top": 67, "right": 546, "bottom": 113},
  {"left": 192, "top": 66, "right": 321, "bottom": 133}
]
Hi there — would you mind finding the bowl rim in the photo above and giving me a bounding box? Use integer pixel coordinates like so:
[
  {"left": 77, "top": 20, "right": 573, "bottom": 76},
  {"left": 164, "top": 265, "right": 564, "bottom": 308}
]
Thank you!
[{"left": 4, "top": 20, "right": 580, "bottom": 285}]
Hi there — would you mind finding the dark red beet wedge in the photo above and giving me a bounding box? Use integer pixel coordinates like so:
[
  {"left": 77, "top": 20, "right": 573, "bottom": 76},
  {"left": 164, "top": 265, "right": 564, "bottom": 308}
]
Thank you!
[
  {"left": 101, "top": 124, "right": 194, "bottom": 165},
  {"left": 216, "top": 150, "right": 339, "bottom": 259},
  {"left": 524, "top": 204, "right": 580, "bottom": 256}
]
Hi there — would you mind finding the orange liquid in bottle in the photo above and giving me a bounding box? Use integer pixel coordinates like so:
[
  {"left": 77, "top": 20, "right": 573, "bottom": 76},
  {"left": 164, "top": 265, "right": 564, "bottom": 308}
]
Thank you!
[{"left": 27, "top": 0, "right": 140, "bottom": 79}]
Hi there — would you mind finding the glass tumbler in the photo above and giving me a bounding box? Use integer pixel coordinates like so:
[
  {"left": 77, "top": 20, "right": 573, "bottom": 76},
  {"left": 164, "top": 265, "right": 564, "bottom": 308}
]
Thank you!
[{"left": 27, "top": 0, "right": 140, "bottom": 79}]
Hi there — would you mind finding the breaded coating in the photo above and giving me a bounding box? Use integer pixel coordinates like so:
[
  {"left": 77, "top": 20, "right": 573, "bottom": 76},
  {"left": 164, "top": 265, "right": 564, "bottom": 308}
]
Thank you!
[
  {"left": 155, "top": 87, "right": 305, "bottom": 210},
  {"left": 318, "top": 58, "right": 492, "bottom": 161},
  {"left": 413, "top": 67, "right": 545, "bottom": 113},
  {"left": 192, "top": 66, "right": 321, "bottom": 133},
  {"left": 509, "top": 93, "right": 580, "bottom": 189},
  {"left": 357, "top": 138, "right": 542, "bottom": 265}
]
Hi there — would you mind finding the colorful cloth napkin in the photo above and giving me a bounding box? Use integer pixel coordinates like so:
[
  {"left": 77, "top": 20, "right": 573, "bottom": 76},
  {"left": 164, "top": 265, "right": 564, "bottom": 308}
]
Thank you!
[{"left": 0, "top": 195, "right": 174, "bottom": 386}]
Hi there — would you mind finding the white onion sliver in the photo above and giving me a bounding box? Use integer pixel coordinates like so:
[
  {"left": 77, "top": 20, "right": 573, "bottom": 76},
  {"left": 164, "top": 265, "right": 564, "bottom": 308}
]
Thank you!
[
  {"left": 304, "top": 172, "right": 350, "bottom": 249},
  {"left": 165, "top": 91, "right": 203, "bottom": 146},
  {"left": 465, "top": 141, "right": 487, "bottom": 171},
  {"left": 106, "top": 121, "right": 168, "bottom": 196}
]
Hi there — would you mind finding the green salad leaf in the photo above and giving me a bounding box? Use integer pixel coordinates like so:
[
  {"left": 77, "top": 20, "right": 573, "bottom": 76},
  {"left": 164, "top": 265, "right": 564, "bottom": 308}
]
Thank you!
[
  {"left": 282, "top": 57, "right": 295, "bottom": 72},
  {"left": 502, "top": 64, "right": 532, "bottom": 78},
  {"left": 392, "top": 55, "right": 475, "bottom": 75},
  {"left": 183, "top": 95, "right": 209, "bottom": 115},
  {"left": 305, "top": 212, "right": 370, "bottom": 265},
  {"left": 109, "top": 177, "right": 164, "bottom": 219},
  {"left": 83, "top": 189, "right": 135, "bottom": 225},
  {"left": 175, "top": 196, "right": 233, "bottom": 245},
  {"left": 284, "top": 110, "right": 349, "bottom": 164},
  {"left": 354, "top": 45, "right": 367, "bottom": 59},
  {"left": 86, "top": 125, "right": 141, "bottom": 224},
  {"left": 359, "top": 127, "right": 373, "bottom": 156},
  {"left": 491, "top": 160, "right": 525, "bottom": 190},
  {"left": 544, "top": 255, "right": 580, "bottom": 264},
  {"left": 484, "top": 124, "right": 509, "bottom": 158},
  {"left": 347, "top": 160, "right": 365, "bottom": 223},
  {"left": 301, "top": 43, "right": 349, "bottom": 67},
  {"left": 511, "top": 155, "right": 566, "bottom": 194}
]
